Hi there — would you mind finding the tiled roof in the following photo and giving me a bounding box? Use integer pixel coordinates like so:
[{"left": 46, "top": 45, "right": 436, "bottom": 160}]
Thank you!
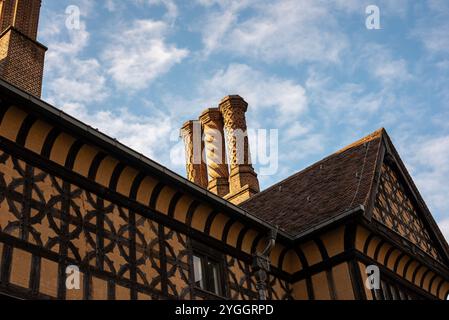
[{"left": 241, "top": 129, "right": 385, "bottom": 236}]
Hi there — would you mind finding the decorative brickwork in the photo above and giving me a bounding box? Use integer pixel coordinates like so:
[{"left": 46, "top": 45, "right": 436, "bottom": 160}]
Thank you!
[
  {"left": 219, "top": 95, "right": 260, "bottom": 203},
  {"left": 0, "top": 0, "right": 42, "bottom": 39},
  {"left": 0, "top": 28, "right": 46, "bottom": 96},
  {"left": 181, "top": 96, "right": 260, "bottom": 203},
  {"left": 0, "top": 0, "right": 46, "bottom": 97},
  {"left": 199, "top": 108, "right": 230, "bottom": 197},
  {"left": 180, "top": 121, "right": 208, "bottom": 189}
]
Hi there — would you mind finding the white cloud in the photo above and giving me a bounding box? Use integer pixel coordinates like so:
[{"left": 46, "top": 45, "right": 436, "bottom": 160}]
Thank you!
[
  {"left": 436, "top": 60, "right": 449, "bottom": 70},
  {"left": 61, "top": 103, "right": 174, "bottom": 161},
  {"left": 405, "top": 135, "right": 449, "bottom": 222},
  {"left": 105, "top": 0, "right": 178, "bottom": 21},
  {"left": 412, "top": 1, "right": 449, "bottom": 54},
  {"left": 198, "top": 0, "right": 348, "bottom": 64},
  {"left": 39, "top": 3, "right": 188, "bottom": 167},
  {"left": 414, "top": 23, "right": 449, "bottom": 54},
  {"left": 103, "top": 19, "right": 189, "bottom": 91},
  {"left": 46, "top": 59, "right": 107, "bottom": 104},
  {"left": 197, "top": 0, "right": 252, "bottom": 55},
  {"left": 43, "top": 19, "right": 89, "bottom": 59},
  {"left": 40, "top": 11, "right": 109, "bottom": 106},
  {"left": 159, "top": 63, "right": 308, "bottom": 134},
  {"left": 148, "top": 0, "right": 179, "bottom": 22},
  {"left": 198, "top": 63, "right": 308, "bottom": 125},
  {"left": 373, "top": 59, "right": 411, "bottom": 83},
  {"left": 359, "top": 44, "right": 412, "bottom": 84},
  {"left": 105, "top": 0, "right": 118, "bottom": 12},
  {"left": 305, "top": 70, "right": 385, "bottom": 127},
  {"left": 285, "top": 121, "right": 311, "bottom": 139},
  {"left": 439, "top": 218, "right": 449, "bottom": 242}
]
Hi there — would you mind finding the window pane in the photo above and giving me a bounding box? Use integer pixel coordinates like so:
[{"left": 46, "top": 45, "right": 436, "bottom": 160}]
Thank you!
[
  {"left": 193, "top": 255, "right": 204, "bottom": 289},
  {"left": 192, "top": 248, "right": 224, "bottom": 297},
  {"left": 208, "top": 261, "right": 221, "bottom": 295}
]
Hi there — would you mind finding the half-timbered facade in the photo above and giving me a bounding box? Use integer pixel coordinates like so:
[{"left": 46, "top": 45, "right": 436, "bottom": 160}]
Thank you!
[{"left": 0, "top": 0, "right": 448, "bottom": 300}]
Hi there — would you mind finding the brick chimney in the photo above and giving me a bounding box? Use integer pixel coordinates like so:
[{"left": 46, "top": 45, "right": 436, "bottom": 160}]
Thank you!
[
  {"left": 181, "top": 120, "right": 208, "bottom": 189},
  {"left": 219, "top": 95, "right": 260, "bottom": 204},
  {"left": 181, "top": 96, "right": 259, "bottom": 205},
  {"left": 199, "top": 108, "right": 230, "bottom": 197},
  {"left": 0, "top": 0, "right": 47, "bottom": 97}
]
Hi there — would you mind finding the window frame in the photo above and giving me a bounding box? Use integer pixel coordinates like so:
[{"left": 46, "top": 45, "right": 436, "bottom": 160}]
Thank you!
[{"left": 191, "top": 240, "right": 227, "bottom": 298}]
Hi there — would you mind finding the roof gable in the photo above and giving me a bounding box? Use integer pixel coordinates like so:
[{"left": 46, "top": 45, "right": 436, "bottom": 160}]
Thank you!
[
  {"left": 370, "top": 132, "right": 449, "bottom": 264},
  {"left": 241, "top": 129, "right": 384, "bottom": 236},
  {"left": 242, "top": 128, "right": 449, "bottom": 263},
  {"left": 372, "top": 160, "right": 443, "bottom": 262}
]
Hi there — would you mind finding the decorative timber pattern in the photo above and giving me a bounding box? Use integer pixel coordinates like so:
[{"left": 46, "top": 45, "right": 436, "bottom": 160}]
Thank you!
[
  {"left": 0, "top": 148, "right": 162, "bottom": 299},
  {"left": 356, "top": 226, "right": 449, "bottom": 300},
  {"left": 0, "top": 147, "right": 289, "bottom": 300},
  {"left": 226, "top": 256, "right": 258, "bottom": 300},
  {"left": 373, "top": 162, "right": 441, "bottom": 261}
]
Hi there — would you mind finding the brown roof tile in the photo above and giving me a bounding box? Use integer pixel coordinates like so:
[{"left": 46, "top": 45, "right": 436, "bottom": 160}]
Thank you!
[{"left": 240, "top": 129, "right": 385, "bottom": 236}]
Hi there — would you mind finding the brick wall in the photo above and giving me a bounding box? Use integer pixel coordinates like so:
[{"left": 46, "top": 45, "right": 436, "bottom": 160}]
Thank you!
[
  {"left": 0, "top": 28, "right": 46, "bottom": 97},
  {"left": 0, "top": 0, "right": 15, "bottom": 33},
  {"left": 0, "top": 0, "right": 45, "bottom": 97},
  {"left": 0, "top": 0, "right": 42, "bottom": 39}
]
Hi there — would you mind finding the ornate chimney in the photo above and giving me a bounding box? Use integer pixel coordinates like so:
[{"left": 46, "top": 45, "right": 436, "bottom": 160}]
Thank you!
[
  {"left": 220, "top": 96, "right": 260, "bottom": 204},
  {"left": 199, "top": 108, "right": 230, "bottom": 197},
  {"left": 180, "top": 120, "right": 208, "bottom": 189},
  {"left": 181, "top": 96, "right": 259, "bottom": 205},
  {"left": 0, "top": 0, "right": 47, "bottom": 97}
]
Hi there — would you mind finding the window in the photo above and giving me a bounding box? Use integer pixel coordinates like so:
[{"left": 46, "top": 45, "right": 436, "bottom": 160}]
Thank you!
[{"left": 192, "top": 244, "right": 225, "bottom": 297}]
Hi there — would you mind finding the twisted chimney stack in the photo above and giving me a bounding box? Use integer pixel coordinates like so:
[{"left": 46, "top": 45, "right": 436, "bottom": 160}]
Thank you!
[
  {"left": 180, "top": 120, "right": 208, "bottom": 189},
  {"left": 199, "top": 108, "right": 230, "bottom": 197},
  {"left": 220, "top": 96, "right": 260, "bottom": 203},
  {"left": 181, "top": 95, "right": 259, "bottom": 205}
]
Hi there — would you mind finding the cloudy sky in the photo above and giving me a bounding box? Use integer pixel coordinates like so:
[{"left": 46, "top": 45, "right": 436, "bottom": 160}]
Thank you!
[{"left": 38, "top": 0, "right": 449, "bottom": 240}]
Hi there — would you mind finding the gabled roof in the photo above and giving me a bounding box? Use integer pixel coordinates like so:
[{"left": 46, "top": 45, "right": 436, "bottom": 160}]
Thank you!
[
  {"left": 242, "top": 128, "right": 449, "bottom": 261},
  {"left": 241, "top": 129, "right": 384, "bottom": 236}
]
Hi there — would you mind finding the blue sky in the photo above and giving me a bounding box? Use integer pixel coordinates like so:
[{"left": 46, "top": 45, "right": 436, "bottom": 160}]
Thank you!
[{"left": 37, "top": 0, "right": 449, "bottom": 239}]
